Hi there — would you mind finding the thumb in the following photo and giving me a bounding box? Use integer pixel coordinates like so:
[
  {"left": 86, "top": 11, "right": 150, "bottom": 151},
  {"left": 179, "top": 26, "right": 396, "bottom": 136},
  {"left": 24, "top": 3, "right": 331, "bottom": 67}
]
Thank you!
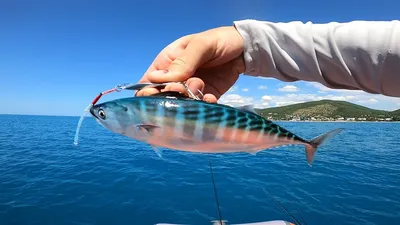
[{"left": 147, "top": 35, "right": 216, "bottom": 83}]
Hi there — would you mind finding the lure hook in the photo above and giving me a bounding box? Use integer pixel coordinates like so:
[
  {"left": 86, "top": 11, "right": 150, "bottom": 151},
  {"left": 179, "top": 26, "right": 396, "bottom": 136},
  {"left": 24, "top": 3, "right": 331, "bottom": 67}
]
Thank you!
[{"left": 181, "top": 81, "right": 204, "bottom": 100}]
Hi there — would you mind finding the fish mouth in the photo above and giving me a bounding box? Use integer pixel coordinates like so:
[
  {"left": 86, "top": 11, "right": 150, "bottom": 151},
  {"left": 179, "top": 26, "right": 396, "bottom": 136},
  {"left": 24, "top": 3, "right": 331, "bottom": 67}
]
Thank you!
[{"left": 89, "top": 106, "right": 98, "bottom": 119}]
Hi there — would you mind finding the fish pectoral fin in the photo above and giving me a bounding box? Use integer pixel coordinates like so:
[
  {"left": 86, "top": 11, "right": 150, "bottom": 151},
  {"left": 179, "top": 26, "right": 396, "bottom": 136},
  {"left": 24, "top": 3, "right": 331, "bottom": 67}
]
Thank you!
[
  {"left": 151, "top": 145, "right": 163, "bottom": 158},
  {"left": 136, "top": 124, "right": 159, "bottom": 133}
]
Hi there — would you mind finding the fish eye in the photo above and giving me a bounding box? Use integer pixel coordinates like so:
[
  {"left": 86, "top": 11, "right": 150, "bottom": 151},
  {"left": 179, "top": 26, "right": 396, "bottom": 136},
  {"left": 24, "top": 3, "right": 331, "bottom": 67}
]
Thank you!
[{"left": 98, "top": 109, "right": 106, "bottom": 120}]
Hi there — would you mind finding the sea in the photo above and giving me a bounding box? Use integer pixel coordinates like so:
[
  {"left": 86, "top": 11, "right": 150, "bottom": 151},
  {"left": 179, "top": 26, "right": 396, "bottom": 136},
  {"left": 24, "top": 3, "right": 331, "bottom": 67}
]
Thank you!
[{"left": 0, "top": 114, "right": 399, "bottom": 225}]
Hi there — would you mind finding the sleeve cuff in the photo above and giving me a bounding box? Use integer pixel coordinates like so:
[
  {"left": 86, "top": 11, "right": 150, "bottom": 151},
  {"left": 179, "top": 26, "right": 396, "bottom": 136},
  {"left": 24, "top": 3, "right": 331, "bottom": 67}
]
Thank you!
[{"left": 233, "top": 20, "right": 261, "bottom": 76}]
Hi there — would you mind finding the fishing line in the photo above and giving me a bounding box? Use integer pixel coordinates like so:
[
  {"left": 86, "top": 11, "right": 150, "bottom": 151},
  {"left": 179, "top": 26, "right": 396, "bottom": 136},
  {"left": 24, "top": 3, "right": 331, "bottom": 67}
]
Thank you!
[
  {"left": 73, "top": 103, "right": 92, "bottom": 145},
  {"left": 295, "top": 208, "right": 308, "bottom": 225},
  {"left": 262, "top": 188, "right": 303, "bottom": 225},
  {"left": 208, "top": 157, "right": 223, "bottom": 225},
  {"left": 73, "top": 86, "right": 119, "bottom": 146}
]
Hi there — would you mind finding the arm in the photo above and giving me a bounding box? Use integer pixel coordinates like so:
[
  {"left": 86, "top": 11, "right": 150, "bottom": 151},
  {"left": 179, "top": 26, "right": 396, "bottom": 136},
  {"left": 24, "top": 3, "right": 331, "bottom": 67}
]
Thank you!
[{"left": 234, "top": 19, "right": 400, "bottom": 97}]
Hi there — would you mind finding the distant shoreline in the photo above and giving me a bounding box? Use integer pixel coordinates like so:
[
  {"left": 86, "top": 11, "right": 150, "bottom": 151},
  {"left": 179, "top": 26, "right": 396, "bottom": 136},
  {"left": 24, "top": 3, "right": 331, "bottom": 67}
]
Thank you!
[{"left": 274, "top": 120, "right": 400, "bottom": 123}]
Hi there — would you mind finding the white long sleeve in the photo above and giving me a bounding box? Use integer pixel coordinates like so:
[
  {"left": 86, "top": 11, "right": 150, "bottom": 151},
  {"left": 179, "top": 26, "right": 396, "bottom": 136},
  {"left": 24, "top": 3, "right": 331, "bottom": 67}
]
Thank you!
[{"left": 233, "top": 19, "right": 400, "bottom": 97}]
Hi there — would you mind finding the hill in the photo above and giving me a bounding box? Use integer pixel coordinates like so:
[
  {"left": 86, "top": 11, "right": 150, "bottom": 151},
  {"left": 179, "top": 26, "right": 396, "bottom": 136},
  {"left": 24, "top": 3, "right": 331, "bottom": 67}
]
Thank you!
[
  {"left": 254, "top": 100, "right": 399, "bottom": 121},
  {"left": 391, "top": 109, "right": 400, "bottom": 116}
]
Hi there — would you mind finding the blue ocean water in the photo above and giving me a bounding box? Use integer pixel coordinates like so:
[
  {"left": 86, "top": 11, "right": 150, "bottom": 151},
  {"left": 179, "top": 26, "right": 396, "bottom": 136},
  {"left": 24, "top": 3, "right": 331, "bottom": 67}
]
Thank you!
[{"left": 0, "top": 114, "right": 399, "bottom": 225}]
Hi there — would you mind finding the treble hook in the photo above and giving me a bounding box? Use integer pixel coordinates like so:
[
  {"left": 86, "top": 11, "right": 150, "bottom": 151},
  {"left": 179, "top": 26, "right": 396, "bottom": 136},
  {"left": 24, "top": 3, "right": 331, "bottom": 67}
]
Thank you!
[{"left": 181, "top": 81, "right": 204, "bottom": 100}]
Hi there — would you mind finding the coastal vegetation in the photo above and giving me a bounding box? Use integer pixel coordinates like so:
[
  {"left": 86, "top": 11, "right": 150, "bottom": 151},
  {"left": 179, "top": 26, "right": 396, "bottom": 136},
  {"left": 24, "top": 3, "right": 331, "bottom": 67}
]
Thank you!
[{"left": 255, "top": 100, "right": 400, "bottom": 121}]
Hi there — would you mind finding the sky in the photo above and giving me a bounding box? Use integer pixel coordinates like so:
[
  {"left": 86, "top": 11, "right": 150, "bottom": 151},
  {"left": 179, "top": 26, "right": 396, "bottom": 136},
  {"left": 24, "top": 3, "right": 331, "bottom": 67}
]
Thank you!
[{"left": 1, "top": 0, "right": 399, "bottom": 116}]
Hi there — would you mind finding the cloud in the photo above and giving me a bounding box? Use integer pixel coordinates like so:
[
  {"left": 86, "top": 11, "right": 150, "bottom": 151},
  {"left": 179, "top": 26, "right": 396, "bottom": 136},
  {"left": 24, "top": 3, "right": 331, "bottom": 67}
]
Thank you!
[
  {"left": 242, "top": 88, "right": 249, "bottom": 92},
  {"left": 368, "top": 98, "right": 378, "bottom": 103},
  {"left": 219, "top": 80, "right": 400, "bottom": 111},
  {"left": 261, "top": 95, "right": 272, "bottom": 101},
  {"left": 226, "top": 86, "right": 239, "bottom": 93},
  {"left": 357, "top": 98, "right": 379, "bottom": 105},
  {"left": 221, "top": 93, "right": 355, "bottom": 109},
  {"left": 219, "top": 94, "right": 269, "bottom": 109},
  {"left": 265, "top": 94, "right": 311, "bottom": 106},
  {"left": 218, "top": 94, "right": 254, "bottom": 107},
  {"left": 254, "top": 102, "right": 269, "bottom": 108},
  {"left": 278, "top": 85, "right": 299, "bottom": 92},
  {"left": 303, "top": 81, "right": 400, "bottom": 109},
  {"left": 257, "top": 85, "right": 268, "bottom": 90},
  {"left": 331, "top": 96, "right": 346, "bottom": 101}
]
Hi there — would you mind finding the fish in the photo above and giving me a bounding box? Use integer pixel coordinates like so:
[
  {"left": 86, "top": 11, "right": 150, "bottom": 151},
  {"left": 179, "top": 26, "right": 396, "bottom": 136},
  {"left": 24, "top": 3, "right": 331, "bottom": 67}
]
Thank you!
[{"left": 89, "top": 91, "right": 344, "bottom": 165}]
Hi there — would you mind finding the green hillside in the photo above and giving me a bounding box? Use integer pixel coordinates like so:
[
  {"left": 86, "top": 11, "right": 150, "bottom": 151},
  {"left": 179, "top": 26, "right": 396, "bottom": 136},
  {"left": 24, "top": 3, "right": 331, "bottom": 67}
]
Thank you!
[
  {"left": 391, "top": 109, "right": 400, "bottom": 116},
  {"left": 254, "top": 100, "right": 399, "bottom": 121}
]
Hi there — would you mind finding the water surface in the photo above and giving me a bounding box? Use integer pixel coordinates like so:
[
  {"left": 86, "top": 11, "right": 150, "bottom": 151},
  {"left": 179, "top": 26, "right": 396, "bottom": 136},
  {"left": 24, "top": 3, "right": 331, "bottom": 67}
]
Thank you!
[{"left": 1, "top": 115, "right": 399, "bottom": 225}]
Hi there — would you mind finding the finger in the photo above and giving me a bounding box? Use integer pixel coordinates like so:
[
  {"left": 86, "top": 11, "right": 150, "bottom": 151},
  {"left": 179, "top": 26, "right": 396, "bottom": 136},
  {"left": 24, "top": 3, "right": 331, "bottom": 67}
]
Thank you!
[
  {"left": 162, "top": 78, "right": 205, "bottom": 98},
  {"left": 135, "top": 87, "right": 160, "bottom": 97},
  {"left": 186, "top": 77, "right": 205, "bottom": 96},
  {"left": 163, "top": 83, "right": 187, "bottom": 93},
  {"left": 138, "top": 35, "right": 194, "bottom": 84},
  {"left": 147, "top": 35, "right": 216, "bottom": 83},
  {"left": 203, "top": 93, "right": 218, "bottom": 103}
]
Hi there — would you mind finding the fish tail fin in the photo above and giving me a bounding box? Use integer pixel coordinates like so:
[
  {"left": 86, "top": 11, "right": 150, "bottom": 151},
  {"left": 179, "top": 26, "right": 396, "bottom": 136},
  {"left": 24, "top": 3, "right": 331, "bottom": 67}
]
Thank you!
[{"left": 305, "top": 128, "right": 344, "bottom": 166}]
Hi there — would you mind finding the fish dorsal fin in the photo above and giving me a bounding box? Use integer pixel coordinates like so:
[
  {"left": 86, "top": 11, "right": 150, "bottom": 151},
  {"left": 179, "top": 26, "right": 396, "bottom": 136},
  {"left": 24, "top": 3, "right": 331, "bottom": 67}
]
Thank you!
[
  {"left": 235, "top": 104, "right": 258, "bottom": 115},
  {"left": 149, "top": 91, "right": 191, "bottom": 99}
]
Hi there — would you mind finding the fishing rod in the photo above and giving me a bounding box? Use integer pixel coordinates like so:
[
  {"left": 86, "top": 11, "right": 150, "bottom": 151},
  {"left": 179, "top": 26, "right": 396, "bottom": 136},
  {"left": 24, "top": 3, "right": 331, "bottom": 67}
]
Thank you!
[
  {"left": 208, "top": 157, "right": 224, "bottom": 225},
  {"left": 295, "top": 208, "right": 308, "bottom": 225},
  {"left": 208, "top": 160, "right": 306, "bottom": 225},
  {"left": 262, "top": 188, "right": 304, "bottom": 225}
]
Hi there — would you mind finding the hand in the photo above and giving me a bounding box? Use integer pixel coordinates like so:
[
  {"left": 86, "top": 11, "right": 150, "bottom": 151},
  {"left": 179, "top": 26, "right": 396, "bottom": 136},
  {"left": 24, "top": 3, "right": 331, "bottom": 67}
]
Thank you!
[{"left": 135, "top": 26, "right": 245, "bottom": 103}]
